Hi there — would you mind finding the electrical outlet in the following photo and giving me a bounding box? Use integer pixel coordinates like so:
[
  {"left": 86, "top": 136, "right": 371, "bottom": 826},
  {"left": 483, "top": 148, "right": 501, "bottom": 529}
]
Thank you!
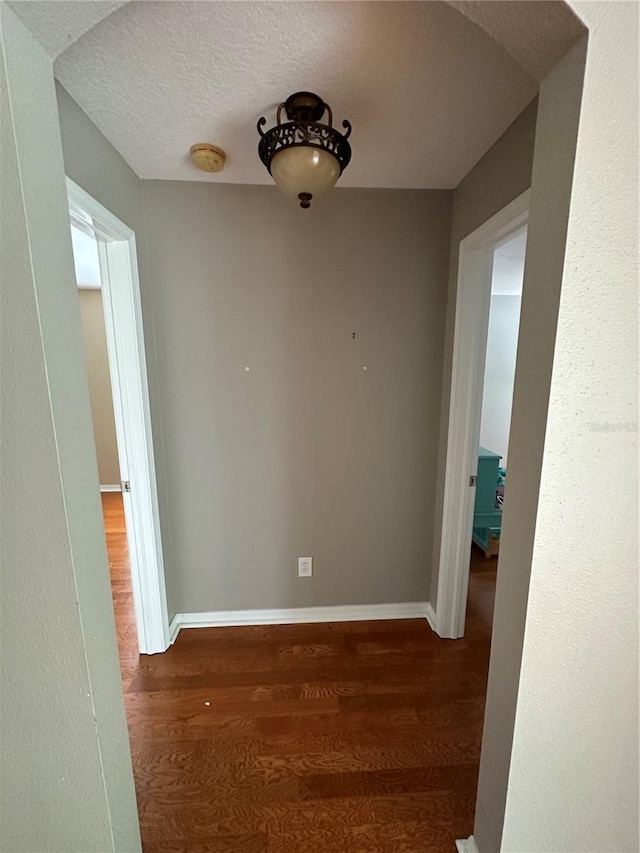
[{"left": 298, "top": 557, "right": 312, "bottom": 577}]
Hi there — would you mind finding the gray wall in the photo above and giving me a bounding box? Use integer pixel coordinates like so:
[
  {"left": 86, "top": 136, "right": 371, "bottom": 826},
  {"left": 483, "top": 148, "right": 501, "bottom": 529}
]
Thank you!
[
  {"left": 79, "top": 288, "right": 121, "bottom": 485},
  {"left": 142, "top": 181, "right": 452, "bottom": 614},
  {"left": 474, "top": 43, "right": 585, "bottom": 849},
  {"left": 0, "top": 6, "right": 140, "bottom": 850},
  {"left": 430, "top": 98, "right": 538, "bottom": 606}
]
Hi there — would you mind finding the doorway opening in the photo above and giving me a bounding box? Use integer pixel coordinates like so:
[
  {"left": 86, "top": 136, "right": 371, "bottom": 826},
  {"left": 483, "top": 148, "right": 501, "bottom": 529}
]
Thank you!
[
  {"left": 67, "top": 179, "right": 169, "bottom": 655},
  {"left": 433, "top": 190, "right": 529, "bottom": 639},
  {"left": 468, "top": 226, "right": 526, "bottom": 630}
]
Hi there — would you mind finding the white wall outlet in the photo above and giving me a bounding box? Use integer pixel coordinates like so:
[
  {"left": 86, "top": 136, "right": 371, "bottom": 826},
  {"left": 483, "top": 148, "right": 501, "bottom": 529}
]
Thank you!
[{"left": 298, "top": 557, "right": 312, "bottom": 577}]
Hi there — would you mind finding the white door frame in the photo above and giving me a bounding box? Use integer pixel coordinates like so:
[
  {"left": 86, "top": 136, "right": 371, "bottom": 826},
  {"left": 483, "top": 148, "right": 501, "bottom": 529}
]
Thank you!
[
  {"left": 67, "top": 178, "right": 170, "bottom": 654},
  {"left": 433, "top": 189, "right": 530, "bottom": 639}
]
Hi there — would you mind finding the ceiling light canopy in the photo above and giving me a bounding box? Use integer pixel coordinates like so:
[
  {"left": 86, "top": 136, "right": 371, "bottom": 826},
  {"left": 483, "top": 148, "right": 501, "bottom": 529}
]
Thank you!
[{"left": 257, "top": 92, "right": 352, "bottom": 209}]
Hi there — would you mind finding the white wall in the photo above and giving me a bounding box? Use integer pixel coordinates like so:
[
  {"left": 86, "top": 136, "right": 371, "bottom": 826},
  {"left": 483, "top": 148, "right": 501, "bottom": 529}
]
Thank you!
[
  {"left": 479, "top": 296, "right": 521, "bottom": 464},
  {"left": 479, "top": 232, "right": 526, "bottom": 464}
]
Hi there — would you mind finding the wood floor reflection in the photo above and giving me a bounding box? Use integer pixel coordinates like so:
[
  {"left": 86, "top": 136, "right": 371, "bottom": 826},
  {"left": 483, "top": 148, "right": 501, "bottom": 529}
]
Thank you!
[{"left": 103, "top": 492, "right": 496, "bottom": 852}]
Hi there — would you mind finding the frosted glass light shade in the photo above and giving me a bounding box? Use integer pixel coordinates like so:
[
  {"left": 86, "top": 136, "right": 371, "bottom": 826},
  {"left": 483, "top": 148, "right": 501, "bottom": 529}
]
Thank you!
[{"left": 270, "top": 146, "right": 341, "bottom": 201}]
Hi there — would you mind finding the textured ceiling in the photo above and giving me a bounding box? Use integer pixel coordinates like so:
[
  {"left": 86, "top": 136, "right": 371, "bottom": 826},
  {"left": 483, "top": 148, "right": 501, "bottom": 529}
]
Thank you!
[
  {"left": 447, "top": 1, "right": 585, "bottom": 81},
  {"left": 11, "top": 1, "right": 584, "bottom": 189},
  {"left": 8, "top": 1, "right": 127, "bottom": 58},
  {"left": 48, "top": 1, "right": 542, "bottom": 188}
]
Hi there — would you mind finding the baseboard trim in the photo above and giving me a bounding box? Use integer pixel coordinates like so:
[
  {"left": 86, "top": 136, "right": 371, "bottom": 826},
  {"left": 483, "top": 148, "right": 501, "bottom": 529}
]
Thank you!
[
  {"left": 168, "top": 614, "right": 181, "bottom": 644},
  {"left": 169, "top": 602, "right": 430, "bottom": 643},
  {"left": 100, "top": 484, "right": 122, "bottom": 493},
  {"left": 425, "top": 601, "right": 437, "bottom": 632},
  {"left": 455, "top": 836, "right": 479, "bottom": 853}
]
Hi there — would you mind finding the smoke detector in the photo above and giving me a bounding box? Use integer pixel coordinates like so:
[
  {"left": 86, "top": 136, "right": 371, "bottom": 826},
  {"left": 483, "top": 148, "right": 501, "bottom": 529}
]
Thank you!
[{"left": 189, "top": 143, "right": 226, "bottom": 173}]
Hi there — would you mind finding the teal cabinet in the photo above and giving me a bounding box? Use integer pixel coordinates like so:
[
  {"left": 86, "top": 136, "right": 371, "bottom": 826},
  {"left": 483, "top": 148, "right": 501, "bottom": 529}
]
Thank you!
[{"left": 472, "top": 447, "right": 502, "bottom": 556}]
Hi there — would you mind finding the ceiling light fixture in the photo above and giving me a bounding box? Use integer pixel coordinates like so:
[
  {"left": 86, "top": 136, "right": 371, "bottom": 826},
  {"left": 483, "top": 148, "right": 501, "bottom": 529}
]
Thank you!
[{"left": 257, "top": 92, "right": 352, "bottom": 209}]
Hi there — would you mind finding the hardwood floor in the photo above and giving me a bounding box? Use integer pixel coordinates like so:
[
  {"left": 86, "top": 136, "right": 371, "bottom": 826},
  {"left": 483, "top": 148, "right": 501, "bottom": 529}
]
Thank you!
[{"left": 102, "top": 493, "right": 497, "bottom": 853}]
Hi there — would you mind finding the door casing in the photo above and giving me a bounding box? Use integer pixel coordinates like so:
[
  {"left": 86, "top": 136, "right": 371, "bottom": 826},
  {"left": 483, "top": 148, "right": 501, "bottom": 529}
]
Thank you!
[
  {"left": 433, "top": 189, "right": 530, "bottom": 639},
  {"left": 68, "top": 178, "right": 170, "bottom": 654}
]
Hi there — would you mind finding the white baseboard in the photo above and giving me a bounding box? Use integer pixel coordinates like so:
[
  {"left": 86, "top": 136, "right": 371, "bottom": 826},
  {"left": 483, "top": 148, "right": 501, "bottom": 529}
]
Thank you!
[
  {"left": 425, "top": 601, "right": 437, "bottom": 632},
  {"left": 168, "top": 614, "right": 181, "bottom": 644},
  {"left": 169, "top": 601, "right": 430, "bottom": 644},
  {"left": 100, "top": 484, "right": 122, "bottom": 492},
  {"left": 456, "top": 837, "right": 479, "bottom": 853}
]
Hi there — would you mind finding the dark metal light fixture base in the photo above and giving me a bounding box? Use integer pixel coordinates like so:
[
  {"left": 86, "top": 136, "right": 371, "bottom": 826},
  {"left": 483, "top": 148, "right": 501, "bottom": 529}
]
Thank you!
[{"left": 283, "top": 92, "right": 326, "bottom": 124}]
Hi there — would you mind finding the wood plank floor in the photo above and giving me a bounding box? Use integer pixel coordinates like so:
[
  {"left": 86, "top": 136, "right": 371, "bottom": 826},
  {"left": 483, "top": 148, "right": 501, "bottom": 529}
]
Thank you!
[{"left": 102, "top": 493, "right": 497, "bottom": 853}]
